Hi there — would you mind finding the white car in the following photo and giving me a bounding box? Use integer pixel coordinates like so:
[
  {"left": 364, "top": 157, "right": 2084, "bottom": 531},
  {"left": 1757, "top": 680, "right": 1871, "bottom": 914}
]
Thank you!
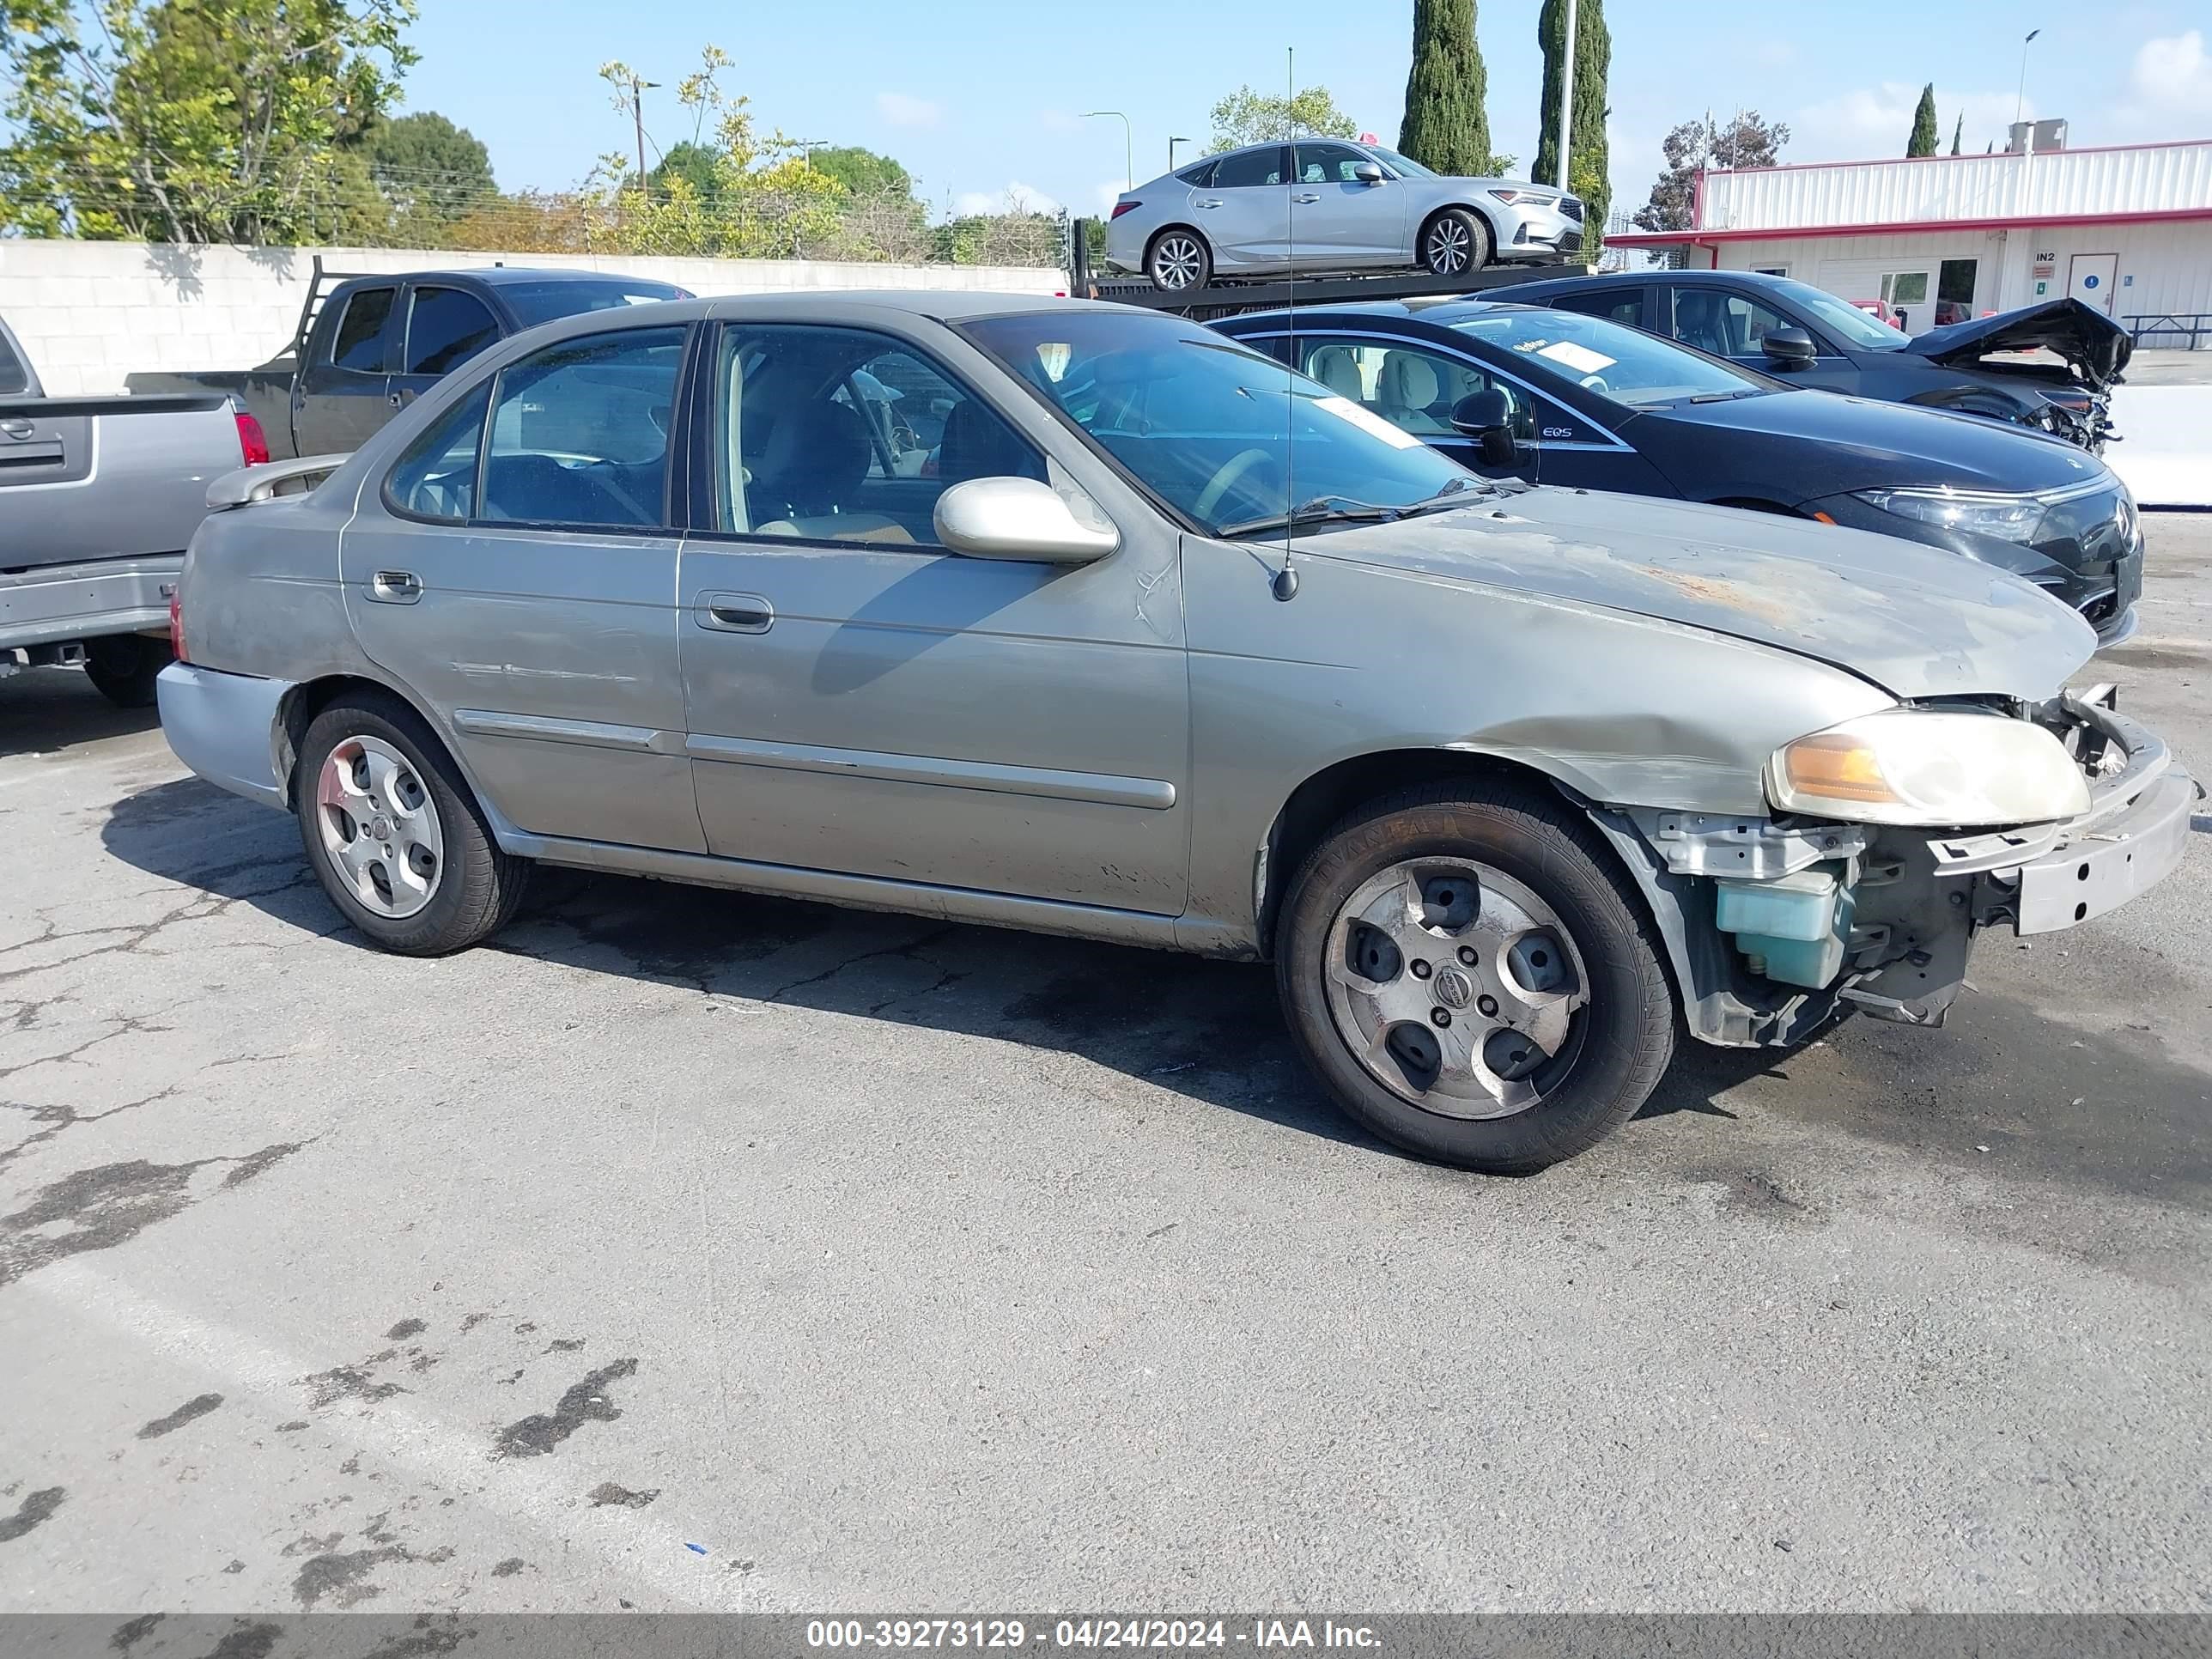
[{"left": 1105, "top": 138, "right": 1584, "bottom": 292}]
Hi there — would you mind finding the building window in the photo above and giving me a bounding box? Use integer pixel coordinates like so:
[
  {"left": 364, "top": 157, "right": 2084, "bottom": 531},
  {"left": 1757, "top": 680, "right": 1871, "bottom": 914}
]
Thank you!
[
  {"left": 1751, "top": 264, "right": 1790, "bottom": 277},
  {"left": 1936, "top": 258, "right": 1978, "bottom": 325}
]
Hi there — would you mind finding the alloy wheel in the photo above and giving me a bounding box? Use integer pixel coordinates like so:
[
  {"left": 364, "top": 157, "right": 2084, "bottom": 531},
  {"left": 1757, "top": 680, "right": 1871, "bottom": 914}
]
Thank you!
[
  {"left": 1425, "top": 219, "right": 1471, "bottom": 274},
  {"left": 1151, "top": 234, "right": 1205, "bottom": 291},
  {"left": 1322, "top": 856, "right": 1589, "bottom": 1118},
  {"left": 316, "top": 734, "right": 445, "bottom": 919}
]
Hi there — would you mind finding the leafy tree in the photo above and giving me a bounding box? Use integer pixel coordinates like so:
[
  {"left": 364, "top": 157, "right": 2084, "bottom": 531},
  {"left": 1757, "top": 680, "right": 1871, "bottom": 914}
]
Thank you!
[
  {"left": 1534, "top": 0, "right": 1609, "bottom": 239},
  {"left": 1206, "top": 84, "right": 1357, "bottom": 151},
  {"left": 1907, "top": 84, "right": 1939, "bottom": 157},
  {"left": 647, "top": 140, "right": 724, "bottom": 204},
  {"left": 1398, "top": 0, "right": 1498, "bottom": 177},
  {"left": 0, "top": 0, "right": 416, "bottom": 243},
  {"left": 1950, "top": 112, "right": 1963, "bottom": 155},
  {"left": 362, "top": 110, "right": 493, "bottom": 225},
  {"left": 1633, "top": 110, "right": 1790, "bottom": 234},
  {"left": 807, "top": 145, "right": 912, "bottom": 201}
]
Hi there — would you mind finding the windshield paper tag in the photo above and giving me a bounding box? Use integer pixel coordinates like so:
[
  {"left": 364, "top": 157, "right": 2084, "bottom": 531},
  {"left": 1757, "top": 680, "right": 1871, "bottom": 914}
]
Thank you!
[
  {"left": 1532, "top": 340, "right": 1615, "bottom": 374},
  {"left": 1316, "top": 395, "right": 1424, "bottom": 449}
]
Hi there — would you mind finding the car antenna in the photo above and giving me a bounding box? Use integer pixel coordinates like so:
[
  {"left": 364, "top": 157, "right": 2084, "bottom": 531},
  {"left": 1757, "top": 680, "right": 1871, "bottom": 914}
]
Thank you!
[{"left": 1273, "top": 42, "right": 1300, "bottom": 603}]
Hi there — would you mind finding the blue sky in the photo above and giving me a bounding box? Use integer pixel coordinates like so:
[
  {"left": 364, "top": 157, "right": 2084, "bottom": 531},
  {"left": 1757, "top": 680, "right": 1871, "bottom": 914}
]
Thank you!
[{"left": 401, "top": 0, "right": 2212, "bottom": 223}]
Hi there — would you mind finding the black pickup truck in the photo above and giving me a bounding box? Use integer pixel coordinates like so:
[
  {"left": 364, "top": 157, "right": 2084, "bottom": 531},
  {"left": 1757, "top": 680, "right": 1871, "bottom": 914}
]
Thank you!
[{"left": 128, "top": 262, "right": 690, "bottom": 459}]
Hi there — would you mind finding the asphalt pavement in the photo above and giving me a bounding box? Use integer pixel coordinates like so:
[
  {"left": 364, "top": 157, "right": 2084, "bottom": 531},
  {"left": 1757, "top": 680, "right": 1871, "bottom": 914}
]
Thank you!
[{"left": 1, "top": 518, "right": 2208, "bottom": 1617}]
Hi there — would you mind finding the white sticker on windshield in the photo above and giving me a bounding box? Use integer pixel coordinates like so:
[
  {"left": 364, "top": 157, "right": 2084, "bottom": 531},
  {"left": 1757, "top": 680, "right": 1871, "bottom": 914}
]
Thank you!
[
  {"left": 1316, "top": 394, "right": 1424, "bottom": 449},
  {"left": 1533, "top": 339, "right": 1616, "bottom": 374}
]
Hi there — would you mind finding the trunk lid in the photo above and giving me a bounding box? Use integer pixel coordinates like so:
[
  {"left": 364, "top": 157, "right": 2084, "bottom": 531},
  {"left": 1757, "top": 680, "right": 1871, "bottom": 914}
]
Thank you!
[
  {"left": 1308, "top": 486, "right": 2097, "bottom": 702},
  {"left": 1902, "top": 297, "right": 2132, "bottom": 388}
]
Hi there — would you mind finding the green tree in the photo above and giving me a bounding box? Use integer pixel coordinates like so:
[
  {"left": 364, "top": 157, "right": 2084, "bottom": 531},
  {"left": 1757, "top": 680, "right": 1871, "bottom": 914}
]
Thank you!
[
  {"left": 1950, "top": 112, "right": 1963, "bottom": 155},
  {"left": 1633, "top": 110, "right": 1789, "bottom": 233},
  {"left": 362, "top": 110, "right": 493, "bottom": 225},
  {"left": 1534, "top": 0, "right": 1610, "bottom": 239},
  {"left": 647, "top": 140, "right": 724, "bottom": 204},
  {"left": 1398, "top": 0, "right": 1498, "bottom": 177},
  {"left": 806, "top": 144, "right": 912, "bottom": 200},
  {"left": 1907, "top": 84, "right": 1939, "bottom": 156},
  {"left": 1206, "top": 84, "right": 1357, "bottom": 151},
  {"left": 0, "top": 0, "right": 416, "bottom": 243}
]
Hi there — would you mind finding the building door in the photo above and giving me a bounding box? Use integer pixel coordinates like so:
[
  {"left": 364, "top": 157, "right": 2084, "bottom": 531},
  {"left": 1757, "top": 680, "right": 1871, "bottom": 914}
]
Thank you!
[
  {"left": 1877, "top": 269, "right": 1934, "bottom": 333},
  {"left": 2067, "top": 252, "right": 2118, "bottom": 314}
]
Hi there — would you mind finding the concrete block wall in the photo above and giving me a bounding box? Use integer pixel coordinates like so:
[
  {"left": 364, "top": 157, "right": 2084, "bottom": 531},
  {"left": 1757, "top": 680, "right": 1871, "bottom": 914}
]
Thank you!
[{"left": 0, "top": 240, "right": 1071, "bottom": 396}]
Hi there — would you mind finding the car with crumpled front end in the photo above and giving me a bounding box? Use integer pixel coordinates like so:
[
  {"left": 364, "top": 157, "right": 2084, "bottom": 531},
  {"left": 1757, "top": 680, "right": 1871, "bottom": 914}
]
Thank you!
[{"left": 155, "top": 293, "right": 2197, "bottom": 1174}]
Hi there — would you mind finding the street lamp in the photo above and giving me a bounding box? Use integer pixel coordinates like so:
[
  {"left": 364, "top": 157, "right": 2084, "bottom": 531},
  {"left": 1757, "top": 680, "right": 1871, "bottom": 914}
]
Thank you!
[
  {"left": 1081, "top": 110, "right": 1133, "bottom": 191},
  {"left": 1169, "top": 136, "right": 1193, "bottom": 173},
  {"left": 2014, "top": 28, "right": 2040, "bottom": 127}
]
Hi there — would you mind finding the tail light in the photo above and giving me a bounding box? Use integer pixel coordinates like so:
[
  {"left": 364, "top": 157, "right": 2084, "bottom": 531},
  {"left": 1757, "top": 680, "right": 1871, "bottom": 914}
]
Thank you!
[
  {"left": 235, "top": 409, "right": 270, "bottom": 465},
  {"left": 1110, "top": 201, "right": 1140, "bottom": 219},
  {"left": 168, "top": 586, "right": 186, "bottom": 662}
]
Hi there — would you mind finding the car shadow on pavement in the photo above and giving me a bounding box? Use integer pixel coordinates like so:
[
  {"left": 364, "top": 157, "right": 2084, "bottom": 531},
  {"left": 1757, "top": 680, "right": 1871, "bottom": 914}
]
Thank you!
[{"left": 0, "top": 665, "right": 159, "bottom": 758}]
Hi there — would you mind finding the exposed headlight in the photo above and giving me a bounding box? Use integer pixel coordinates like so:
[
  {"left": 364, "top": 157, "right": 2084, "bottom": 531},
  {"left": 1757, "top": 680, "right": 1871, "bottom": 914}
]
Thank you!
[
  {"left": 1487, "top": 188, "right": 1556, "bottom": 205},
  {"left": 1766, "top": 708, "right": 2091, "bottom": 827},
  {"left": 1853, "top": 487, "right": 2047, "bottom": 544}
]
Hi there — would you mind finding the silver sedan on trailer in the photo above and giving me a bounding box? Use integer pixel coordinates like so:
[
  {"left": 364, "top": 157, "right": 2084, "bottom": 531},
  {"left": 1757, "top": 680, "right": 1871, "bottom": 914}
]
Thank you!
[
  {"left": 159, "top": 292, "right": 2192, "bottom": 1174},
  {"left": 1105, "top": 139, "right": 1584, "bottom": 292}
]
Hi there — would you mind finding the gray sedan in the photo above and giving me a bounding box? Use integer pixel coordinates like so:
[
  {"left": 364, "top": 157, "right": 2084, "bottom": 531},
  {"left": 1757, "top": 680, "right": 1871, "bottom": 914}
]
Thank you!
[
  {"left": 158, "top": 292, "right": 2192, "bottom": 1173},
  {"left": 1105, "top": 139, "right": 1584, "bottom": 291}
]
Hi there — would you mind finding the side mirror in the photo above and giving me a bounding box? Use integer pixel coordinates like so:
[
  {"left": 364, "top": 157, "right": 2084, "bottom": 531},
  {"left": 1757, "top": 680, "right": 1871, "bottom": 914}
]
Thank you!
[
  {"left": 1352, "top": 161, "right": 1386, "bottom": 185},
  {"left": 1761, "top": 326, "right": 1817, "bottom": 367},
  {"left": 1449, "top": 389, "right": 1521, "bottom": 467},
  {"left": 933, "top": 476, "right": 1119, "bottom": 564}
]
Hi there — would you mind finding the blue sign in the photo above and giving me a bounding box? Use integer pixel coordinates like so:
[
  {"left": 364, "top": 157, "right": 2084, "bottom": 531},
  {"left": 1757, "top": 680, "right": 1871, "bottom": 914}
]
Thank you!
[{"left": 2084, "top": 273, "right": 2100, "bottom": 289}]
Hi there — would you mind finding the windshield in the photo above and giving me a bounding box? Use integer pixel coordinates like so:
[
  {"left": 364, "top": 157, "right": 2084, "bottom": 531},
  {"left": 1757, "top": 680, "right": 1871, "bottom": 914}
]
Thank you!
[
  {"left": 1766, "top": 278, "right": 1911, "bottom": 349},
  {"left": 960, "top": 312, "right": 1479, "bottom": 538},
  {"left": 1367, "top": 146, "right": 1437, "bottom": 179},
  {"left": 1449, "top": 307, "right": 1770, "bottom": 408},
  {"left": 500, "top": 279, "right": 690, "bottom": 327}
]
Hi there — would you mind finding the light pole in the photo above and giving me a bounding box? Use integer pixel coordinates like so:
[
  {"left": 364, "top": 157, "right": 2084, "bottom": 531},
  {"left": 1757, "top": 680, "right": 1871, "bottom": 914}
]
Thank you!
[
  {"left": 1169, "top": 136, "right": 1192, "bottom": 173},
  {"left": 2014, "top": 28, "right": 2040, "bottom": 128},
  {"left": 1082, "top": 110, "right": 1133, "bottom": 191}
]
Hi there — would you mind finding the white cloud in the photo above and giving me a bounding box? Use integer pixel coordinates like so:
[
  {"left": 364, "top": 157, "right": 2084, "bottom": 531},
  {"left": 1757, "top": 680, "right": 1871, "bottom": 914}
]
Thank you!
[
  {"left": 2121, "top": 29, "right": 2212, "bottom": 129},
  {"left": 1790, "top": 82, "right": 2027, "bottom": 162},
  {"left": 876, "top": 92, "right": 942, "bottom": 129},
  {"left": 951, "top": 181, "right": 1064, "bottom": 217}
]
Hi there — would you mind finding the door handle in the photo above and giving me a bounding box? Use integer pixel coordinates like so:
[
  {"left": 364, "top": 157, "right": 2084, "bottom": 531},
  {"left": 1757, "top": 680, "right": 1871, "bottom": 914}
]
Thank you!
[
  {"left": 1293, "top": 193, "right": 1322, "bottom": 204},
  {"left": 0, "top": 418, "right": 34, "bottom": 440},
  {"left": 369, "top": 569, "right": 423, "bottom": 604},
  {"left": 696, "top": 592, "right": 773, "bottom": 634},
  {"left": 1195, "top": 198, "right": 1222, "bottom": 210}
]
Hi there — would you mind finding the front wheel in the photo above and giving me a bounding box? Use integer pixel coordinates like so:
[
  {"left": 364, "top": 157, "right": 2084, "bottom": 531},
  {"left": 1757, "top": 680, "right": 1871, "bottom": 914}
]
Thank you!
[
  {"left": 1146, "top": 228, "right": 1212, "bottom": 293},
  {"left": 83, "top": 636, "right": 173, "bottom": 708},
  {"left": 295, "top": 693, "right": 528, "bottom": 955},
  {"left": 1419, "top": 209, "right": 1492, "bottom": 278},
  {"left": 1276, "top": 783, "right": 1676, "bottom": 1173}
]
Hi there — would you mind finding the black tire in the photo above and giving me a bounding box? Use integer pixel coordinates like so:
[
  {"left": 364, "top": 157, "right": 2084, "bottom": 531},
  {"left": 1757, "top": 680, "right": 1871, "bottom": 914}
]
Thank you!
[
  {"left": 82, "top": 636, "right": 173, "bottom": 708},
  {"left": 294, "top": 691, "right": 528, "bottom": 956},
  {"left": 1419, "top": 208, "right": 1492, "bottom": 278},
  {"left": 1276, "top": 781, "right": 1676, "bottom": 1174},
  {"left": 1146, "top": 228, "right": 1212, "bottom": 294}
]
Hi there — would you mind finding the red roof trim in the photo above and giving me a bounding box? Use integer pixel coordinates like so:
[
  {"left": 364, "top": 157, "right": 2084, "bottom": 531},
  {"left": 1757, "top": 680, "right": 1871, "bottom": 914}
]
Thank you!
[
  {"left": 1606, "top": 205, "right": 2212, "bottom": 246},
  {"left": 1697, "top": 137, "right": 2212, "bottom": 180}
]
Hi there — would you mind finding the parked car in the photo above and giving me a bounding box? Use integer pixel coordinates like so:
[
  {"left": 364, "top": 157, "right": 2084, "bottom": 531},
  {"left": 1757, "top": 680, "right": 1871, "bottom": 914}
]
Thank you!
[
  {"left": 1, "top": 313, "right": 276, "bottom": 705},
  {"left": 1488, "top": 270, "right": 2127, "bottom": 451},
  {"left": 1211, "top": 298, "right": 2142, "bottom": 643},
  {"left": 1105, "top": 139, "right": 1583, "bottom": 293},
  {"left": 128, "top": 265, "right": 690, "bottom": 460},
  {"left": 158, "top": 294, "right": 2192, "bottom": 1174}
]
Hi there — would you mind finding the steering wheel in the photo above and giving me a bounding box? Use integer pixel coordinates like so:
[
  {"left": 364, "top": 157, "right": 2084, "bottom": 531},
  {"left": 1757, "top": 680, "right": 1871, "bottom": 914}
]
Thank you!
[
  {"left": 1579, "top": 374, "right": 1610, "bottom": 393},
  {"left": 1194, "top": 447, "right": 1274, "bottom": 521}
]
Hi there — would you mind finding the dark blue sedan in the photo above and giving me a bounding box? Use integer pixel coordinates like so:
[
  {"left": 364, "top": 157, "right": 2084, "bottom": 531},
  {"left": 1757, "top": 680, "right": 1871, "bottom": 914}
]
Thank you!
[{"left": 1211, "top": 298, "right": 2141, "bottom": 643}]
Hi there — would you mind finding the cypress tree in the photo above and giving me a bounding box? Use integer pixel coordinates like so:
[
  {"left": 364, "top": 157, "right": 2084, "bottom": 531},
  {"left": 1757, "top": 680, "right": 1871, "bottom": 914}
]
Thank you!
[
  {"left": 1950, "top": 112, "right": 1963, "bottom": 155},
  {"left": 1398, "top": 0, "right": 1494, "bottom": 177},
  {"left": 1908, "top": 85, "right": 1940, "bottom": 156},
  {"left": 1534, "top": 0, "right": 1611, "bottom": 241}
]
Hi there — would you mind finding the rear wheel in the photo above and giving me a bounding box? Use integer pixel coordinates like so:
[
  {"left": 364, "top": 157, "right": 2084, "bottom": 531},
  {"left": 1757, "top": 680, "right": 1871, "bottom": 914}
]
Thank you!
[
  {"left": 295, "top": 693, "right": 527, "bottom": 955},
  {"left": 82, "top": 636, "right": 173, "bottom": 708},
  {"left": 1277, "top": 782, "right": 1675, "bottom": 1173},
  {"left": 1419, "top": 209, "right": 1492, "bottom": 278},
  {"left": 1146, "top": 228, "right": 1212, "bottom": 293}
]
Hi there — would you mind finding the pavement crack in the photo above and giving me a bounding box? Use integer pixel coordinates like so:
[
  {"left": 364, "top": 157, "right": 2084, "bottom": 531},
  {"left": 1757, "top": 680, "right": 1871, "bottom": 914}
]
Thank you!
[{"left": 767, "top": 925, "right": 960, "bottom": 1004}]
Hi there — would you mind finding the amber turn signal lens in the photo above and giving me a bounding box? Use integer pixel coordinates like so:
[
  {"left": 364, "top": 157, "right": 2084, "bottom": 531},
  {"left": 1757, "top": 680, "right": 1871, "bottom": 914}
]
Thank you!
[{"left": 1778, "top": 733, "right": 1899, "bottom": 805}]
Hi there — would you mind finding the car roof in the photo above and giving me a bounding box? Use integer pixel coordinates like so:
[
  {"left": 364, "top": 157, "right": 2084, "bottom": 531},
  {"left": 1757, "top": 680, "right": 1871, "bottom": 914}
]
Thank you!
[
  {"left": 1217, "top": 298, "right": 1539, "bottom": 328},
  {"left": 346, "top": 266, "right": 690, "bottom": 289},
  {"left": 447, "top": 289, "right": 1145, "bottom": 348}
]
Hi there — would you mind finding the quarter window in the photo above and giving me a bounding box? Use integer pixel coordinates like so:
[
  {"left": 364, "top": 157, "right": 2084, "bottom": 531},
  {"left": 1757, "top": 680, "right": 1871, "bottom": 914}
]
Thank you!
[
  {"left": 1211, "top": 147, "right": 1287, "bottom": 189},
  {"left": 404, "top": 287, "right": 500, "bottom": 376},
  {"left": 0, "top": 331, "right": 27, "bottom": 395},
  {"left": 712, "top": 325, "right": 1045, "bottom": 547},
  {"left": 386, "top": 384, "right": 491, "bottom": 521},
  {"left": 330, "top": 287, "right": 395, "bottom": 374},
  {"left": 480, "top": 325, "right": 685, "bottom": 528}
]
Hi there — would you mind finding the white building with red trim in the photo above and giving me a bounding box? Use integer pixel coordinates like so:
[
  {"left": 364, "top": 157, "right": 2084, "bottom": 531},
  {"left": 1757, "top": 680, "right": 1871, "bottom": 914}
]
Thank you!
[{"left": 1607, "top": 138, "right": 2212, "bottom": 338}]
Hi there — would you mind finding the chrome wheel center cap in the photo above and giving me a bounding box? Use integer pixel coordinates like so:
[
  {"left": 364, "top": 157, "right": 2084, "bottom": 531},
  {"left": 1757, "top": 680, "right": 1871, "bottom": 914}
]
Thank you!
[
  {"left": 369, "top": 815, "right": 392, "bottom": 842},
  {"left": 1435, "top": 967, "right": 1475, "bottom": 1010}
]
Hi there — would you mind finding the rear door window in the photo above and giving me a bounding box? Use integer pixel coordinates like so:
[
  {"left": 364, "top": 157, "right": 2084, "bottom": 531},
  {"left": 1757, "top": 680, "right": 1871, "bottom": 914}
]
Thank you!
[
  {"left": 1553, "top": 288, "right": 1645, "bottom": 329},
  {"left": 1212, "top": 147, "right": 1287, "bottom": 188},
  {"left": 330, "top": 287, "right": 396, "bottom": 374},
  {"left": 480, "top": 325, "right": 687, "bottom": 529},
  {"left": 404, "top": 287, "right": 500, "bottom": 376}
]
